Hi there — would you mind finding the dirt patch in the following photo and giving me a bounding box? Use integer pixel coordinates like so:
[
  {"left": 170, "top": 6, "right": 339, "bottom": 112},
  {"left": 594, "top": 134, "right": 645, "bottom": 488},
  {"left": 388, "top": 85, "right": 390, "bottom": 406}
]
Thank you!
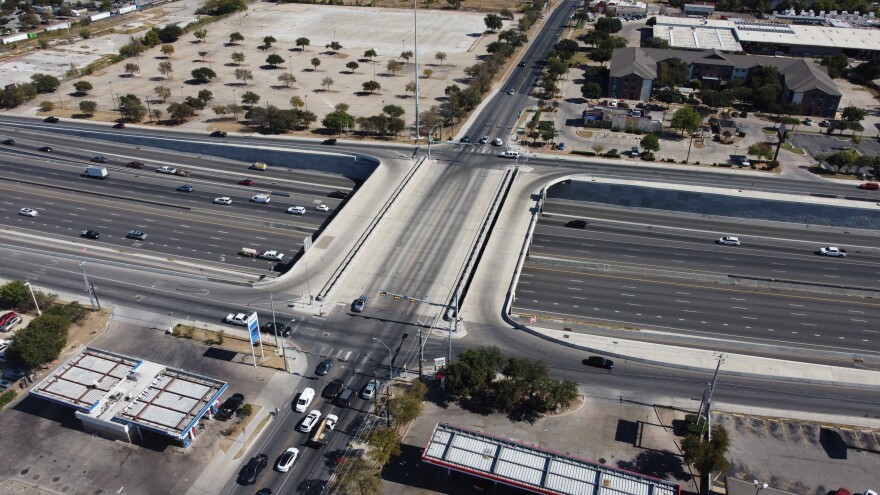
[
  {"left": 218, "top": 404, "right": 264, "bottom": 455},
  {"left": 66, "top": 307, "right": 113, "bottom": 352},
  {"left": 171, "top": 324, "right": 286, "bottom": 370}
]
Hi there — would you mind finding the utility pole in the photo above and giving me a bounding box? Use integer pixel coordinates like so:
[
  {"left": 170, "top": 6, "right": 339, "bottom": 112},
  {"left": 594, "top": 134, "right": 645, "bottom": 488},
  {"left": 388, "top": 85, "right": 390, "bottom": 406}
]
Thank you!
[
  {"left": 702, "top": 353, "right": 725, "bottom": 495},
  {"left": 418, "top": 326, "right": 424, "bottom": 381},
  {"left": 78, "top": 262, "right": 98, "bottom": 310},
  {"left": 449, "top": 290, "right": 458, "bottom": 365},
  {"left": 412, "top": 0, "right": 420, "bottom": 148},
  {"left": 378, "top": 288, "right": 459, "bottom": 365},
  {"left": 270, "top": 294, "right": 289, "bottom": 372}
]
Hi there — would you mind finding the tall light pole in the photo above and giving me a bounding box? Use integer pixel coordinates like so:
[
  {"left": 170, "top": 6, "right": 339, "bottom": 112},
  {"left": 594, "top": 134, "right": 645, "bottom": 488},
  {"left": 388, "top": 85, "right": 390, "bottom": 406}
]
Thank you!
[
  {"left": 753, "top": 480, "right": 768, "bottom": 495},
  {"left": 413, "top": 0, "right": 420, "bottom": 148},
  {"left": 24, "top": 281, "right": 41, "bottom": 316},
  {"left": 78, "top": 262, "right": 99, "bottom": 311},
  {"left": 373, "top": 337, "right": 393, "bottom": 385},
  {"left": 270, "top": 294, "right": 289, "bottom": 372}
]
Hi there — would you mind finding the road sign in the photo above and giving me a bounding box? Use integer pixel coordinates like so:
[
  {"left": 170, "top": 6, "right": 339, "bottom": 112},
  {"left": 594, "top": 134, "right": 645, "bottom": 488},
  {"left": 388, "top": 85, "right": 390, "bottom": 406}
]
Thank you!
[{"left": 433, "top": 357, "right": 446, "bottom": 378}]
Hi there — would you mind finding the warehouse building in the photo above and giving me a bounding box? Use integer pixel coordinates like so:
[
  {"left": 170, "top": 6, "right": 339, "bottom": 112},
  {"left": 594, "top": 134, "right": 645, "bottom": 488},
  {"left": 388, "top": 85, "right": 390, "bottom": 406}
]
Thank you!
[{"left": 29, "top": 347, "right": 227, "bottom": 448}]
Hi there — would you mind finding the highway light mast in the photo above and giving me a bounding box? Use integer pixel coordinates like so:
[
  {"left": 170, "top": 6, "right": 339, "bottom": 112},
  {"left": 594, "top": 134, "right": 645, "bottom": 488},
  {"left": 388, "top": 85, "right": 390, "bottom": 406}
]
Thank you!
[
  {"left": 379, "top": 289, "right": 459, "bottom": 369},
  {"left": 413, "top": 0, "right": 420, "bottom": 149}
]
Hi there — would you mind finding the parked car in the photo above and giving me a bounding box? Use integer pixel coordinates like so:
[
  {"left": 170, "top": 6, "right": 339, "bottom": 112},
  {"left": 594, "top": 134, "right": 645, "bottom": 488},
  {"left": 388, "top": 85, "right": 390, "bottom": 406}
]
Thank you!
[
  {"left": 352, "top": 295, "right": 368, "bottom": 312},
  {"left": 275, "top": 448, "right": 299, "bottom": 472},
  {"left": 81, "top": 230, "right": 101, "bottom": 239},
  {"left": 328, "top": 190, "right": 348, "bottom": 199},
  {"left": 819, "top": 119, "right": 831, "bottom": 127},
  {"left": 19, "top": 208, "right": 38, "bottom": 217},
  {"left": 298, "top": 410, "right": 322, "bottom": 433},
  {"left": 583, "top": 356, "right": 613, "bottom": 370},
  {"left": 717, "top": 236, "right": 741, "bottom": 246},
  {"left": 237, "top": 453, "right": 267, "bottom": 485},
  {"left": 210, "top": 130, "right": 227, "bottom": 137},
  {"left": 218, "top": 393, "right": 245, "bottom": 420},
  {"left": 315, "top": 358, "right": 333, "bottom": 376},
  {"left": 0, "top": 312, "right": 19, "bottom": 328},
  {"left": 803, "top": 117, "right": 814, "bottom": 126},
  {"left": 0, "top": 314, "right": 22, "bottom": 333},
  {"left": 126, "top": 230, "right": 148, "bottom": 241}
]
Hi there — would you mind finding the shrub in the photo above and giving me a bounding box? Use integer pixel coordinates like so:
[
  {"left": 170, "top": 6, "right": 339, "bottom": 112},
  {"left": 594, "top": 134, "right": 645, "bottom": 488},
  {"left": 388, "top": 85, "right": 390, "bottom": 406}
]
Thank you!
[
  {"left": 611, "top": 126, "right": 621, "bottom": 132},
  {"left": 217, "top": 329, "right": 225, "bottom": 345},
  {"left": 0, "top": 390, "right": 16, "bottom": 409},
  {"left": 239, "top": 403, "right": 253, "bottom": 417}
]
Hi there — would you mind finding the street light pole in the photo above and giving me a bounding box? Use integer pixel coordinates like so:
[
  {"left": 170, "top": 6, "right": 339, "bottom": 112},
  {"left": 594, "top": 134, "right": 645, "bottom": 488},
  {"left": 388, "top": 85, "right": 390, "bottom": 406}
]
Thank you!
[
  {"left": 753, "top": 480, "right": 768, "bottom": 495},
  {"left": 373, "top": 337, "right": 393, "bottom": 385}
]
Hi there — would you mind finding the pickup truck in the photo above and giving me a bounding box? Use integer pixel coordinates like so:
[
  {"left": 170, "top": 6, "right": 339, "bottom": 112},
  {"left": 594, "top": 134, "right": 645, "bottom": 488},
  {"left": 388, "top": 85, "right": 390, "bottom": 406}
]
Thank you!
[
  {"left": 224, "top": 313, "right": 249, "bottom": 325},
  {"left": 816, "top": 246, "right": 847, "bottom": 257}
]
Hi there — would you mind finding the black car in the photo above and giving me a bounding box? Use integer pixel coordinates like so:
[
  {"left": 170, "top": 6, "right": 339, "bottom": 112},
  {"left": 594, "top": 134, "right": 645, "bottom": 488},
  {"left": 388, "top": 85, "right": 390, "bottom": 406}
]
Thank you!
[
  {"left": 44, "top": 116, "right": 59, "bottom": 123},
  {"left": 583, "top": 356, "right": 613, "bottom": 370},
  {"left": 81, "top": 230, "right": 101, "bottom": 239},
  {"left": 459, "top": 135, "right": 470, "bottom": 143},
  {"left": 260, "top": 322, "right": 290, "bottom": 337},
  {"left": 237, "top": 454, "right": 268, "bottom": 485},
  {"left": 322, "top": 378, "right": 344, "bottom": 399},
  {"left": 315, "top": 358, "right": 333, "bottom": 376},
  {"left": 328, "top": 190, "right": 348, "bottom": 199},
  {"left": 517, "top": 61, "right": 526, "bottom": 67},
  {"left": 113, "top": 122, "right": 126, "bottom": 129},
  {"left": 322, "top": 138, "right": 337, "bottom": 145},
  {"left": 217, "top": 392, "right": 245, "bottom": 420},
  {"left": 1, "top": 139, "right": 14, "bottom": 145},
  {"left": 176, "top": 184, "right": 194, "bottom": 192},
  {"left": 566, "top": 220, "right": 587, "bottom": 229},
  {"left": 210, "top": 130, "right": 227, "bottom": 137},
  {"left": 256, "top": 489, "right": 273, "bottom": 495},
  {"left": 38, "top": 146, "right": 53, "bottom": 152},
  {"left": 126, "top": 160, "right": 145, "bottom": 169}
]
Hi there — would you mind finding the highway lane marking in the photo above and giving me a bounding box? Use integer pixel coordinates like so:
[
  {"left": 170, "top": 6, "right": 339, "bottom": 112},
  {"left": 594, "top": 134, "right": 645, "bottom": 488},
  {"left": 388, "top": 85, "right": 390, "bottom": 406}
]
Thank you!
[
  {"left": 741, "top": 316, "right": 757, "bottom": 320},
  {"left": 520, "top": 290, "right": 534, "bottom": 293},
  {"left": 620, "top": 293, "right": 636, "bottom": 297},
  {"left": 521, "top": 273, "right": 533, "bottom": 277},
  {"left": 526, "top": 266, "right": 880, "bottom": 306},
  {"left": 771, "top": 262, "right": 786, "bottom": 266},
  {"left": 790, "top": 313, "right": 807, "bottom": 316},
  {"left": 675, "top": 300, "right": 690, "bottom": 303},
  {"left": 801, "top": 323, "right": 817, "bottom": 327},
  {"left": 569, "top": 279, "right": 583, "bottom": 282},
  {"left": 572, "top": 296, "right": 586, "bottom": 300},
  {"left": 519, "top": 281, "right": 530, "bottom": 284},
  {"left": 852, "top": 319, "right": 868, "bottom": 322},
  {"left": 848, "top": 310, "right": 864, "bottom": 313},
  {"left": 683, "top": 310, "right": 698, "bottom": 313},
  {"left": 730, "top": 297, "right": 746, "bottom": 301},
  {"left": 623, "top": 286, "right": 638, "bottom": 289},
  {"left": 675, "top": 291, "right": 690, "bottom": 295},
  {"left": 567, "top": 287, "right": 581, "bottom": 291},
  {"left": 732, "top": 306, "right": 749, "bottom": 310},
  {"left": 626, "top": 303, "right": 641, "bottom": 306},
  {"left": 789, "top": 304, "right": 804, "bottom": 307}
]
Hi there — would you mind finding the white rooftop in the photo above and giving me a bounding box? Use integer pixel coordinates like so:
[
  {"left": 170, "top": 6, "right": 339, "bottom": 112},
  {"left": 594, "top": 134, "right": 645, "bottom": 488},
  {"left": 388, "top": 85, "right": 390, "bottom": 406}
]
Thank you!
[
  {"left": 30, "top": 347, "right": 226, "bottom": 438},
  {"left": 422, "top": 423, "right": 680, "bottom": 495}
]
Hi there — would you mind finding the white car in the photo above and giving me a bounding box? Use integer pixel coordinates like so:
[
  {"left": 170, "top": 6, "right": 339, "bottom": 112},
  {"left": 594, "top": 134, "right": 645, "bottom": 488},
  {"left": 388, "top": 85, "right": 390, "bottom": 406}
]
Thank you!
[
  {"left": 295, "top": 387, "right": 315, "bottom": 413},
  {"left": 298, "top": 410, "right": 321, "bottom": 433},
  {"left": 156, "top": 166, "right": 177, "bottom": 174},
  {"left": 251, "top": 194, "right": 271, "bottom": 204},
  {"left": 224, "top": 313, "right": 249, "bottom": 326},
  {"left": 18, "top": 208, "right": 38, "bottom": 217},
  {"left": 325, "top": 414, "right": 339, "bottom": 431},
  {"left": 287, "top": 206, "right": 306, "bottom": 215},
  {"left": 315, "top": 204, "right": 329, "bottom": 212},
  {"left": 260, "top": 250, "right": 285, "bottom": 261},
  {"left": 275, "top": 447, "right": 299, "bottom": 472},
  {"left": 213, "top": 197, "right": 232, "bottom": 205},
  {"left": 491, "top": 138, "right": 503, "bottom": 146},
  {"left": 717, "top": 236, "right": 741, "bottom": 246},
  {"left": 0, "top": 340, "right": 9, "bottom": 361}
]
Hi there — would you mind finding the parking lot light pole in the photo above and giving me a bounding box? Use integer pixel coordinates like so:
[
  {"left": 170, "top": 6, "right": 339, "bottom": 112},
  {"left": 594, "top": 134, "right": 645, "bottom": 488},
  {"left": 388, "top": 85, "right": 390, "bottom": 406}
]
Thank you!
[
  {"left": 753, "top": 480, "right": 768, "bottom": 495},
  {"left": 24, "top": 281, "right": 41, "bottom": 316}
]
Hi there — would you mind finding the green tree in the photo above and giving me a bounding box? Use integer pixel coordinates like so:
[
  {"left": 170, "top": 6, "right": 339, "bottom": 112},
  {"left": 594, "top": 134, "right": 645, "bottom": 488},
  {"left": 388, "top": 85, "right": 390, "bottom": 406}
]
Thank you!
[
  {"left": 166, "top": 102, "right": 196, "bottom": 124},
  {"left": 553, "top": 39, "right": 580, "bottom": 61},
  {"left": 332, "top": 457, "right": 381, "bottom": 495},
  {"left": 444, "top": 347, "right": 506, "bottom": 398},
  {"left": 595, "top": 16, "right": 623, "bottom": 34},
  {"left": 327, "top": 41, "right": 343, "bottom": 54},
  {"left": 748, "top": 142, "right": 774, "bottom": 161},
  {"left": 266, "top": 53, "right": 284, "bottom": 68},
  {"left": 640, "top": 133, "right": 660, "bottom": 152},
  {"left": 159, "top": 24, "right": 183, "bottom": 43},
  {"left": 197, "top": 89, "right": 213, "bottom": 103},
  {"left": 365, "top": 427, "right": 401, "bottom": 466},
  {"left": 383, "top": 104, "right": 405, "bottom": 118},
  {"left": 234, "top": 68, "right": 253, "bottom": 84},
  {"left": 581, "top": 82, "right": 602, "bottom": 100},
  {"left": 389, "top": 382, "right": 426, "bottom": 427},
  {"left": 295, "top": 37, "right": 310, "bottom": 51},
  {"left": 821, "top": 54, "right": 848, "bottom": 79},
  {"left": 682, "top": 425, "right": 731, "bottom": 489},
  {"left": 228, "top": 31, "right": 244, "bottom": 45},
  {"left": 8, "top": 314, "right": 69, "bottom": 368},
  {"left": 39, "top": 101, "right": 54, "bottom": 112},
  {"left": 290, "top": 96, "right": 304, "bottom": 109},
  {"left": 842, "top": 105, "right": 868, "bottom": 122},
  {"left": 0, "top": 280, "right": 30, "bottom": 310},
  {"left": 310, "top": 57, "right": 321, "bottom": 71},
  {"left": 190, "top": 67, "right": 217, "bottom": 83},
  {"left": 119, "top": 94, "right": 147, "bottom": 122},
  {"left": 124, "top": 63, "right": 140, "bottom": 76},
  {"left": 363, "top": 48, "right": 377, "bottom": 61},
  {"left": 700, "top": 89, "right": 732, "bottom": 110},
  {"left": 670, "top": 107, "right": 703, "bottom": 135},
  {"left": 262, "top": 35, "right": 276, "bottom": 49},
  {"left": 143, "top": 29, "right": 161, "bottom": 47},
  {"left": 196, "top": 0, "right": 246, "bottom": 15},
  {"left": 241, "top": 91, "right": 260, "bottom": 105},
  {"left": 154, "top": 85, "right": 171, "bottom": 102},
  {"left": 160, "top": 44, "right": 175, "bottom": 58},
  {"left": 655, "top": 87, "right": 683, "bottom": 106},
  {"left": 73, "top": 81, "right": 93, "bottom": 95},
  {"left": 484, "top": 13, "right": 503, "bottom": 32},
  {"left": 79, "top": 100, "right": 97, "bottom": 116},
  {"left": 435, "top": 51, "right": 446, "bottom": 66},
  {"left": 387, "top": 60, "right": 403, "bottom": 76},
  {"left": 193, "top": 28, "right": 208, "bottom": 44},
  {"left": 231, "top": 52, "right": 245, "bottom": 65},
  {"left": 322, "top": 108, "right": 356, "bottom": 134},
  {"left": 346, "top": 61, "right": 360, "bottom": 73},
  {"left": 30, "top": 73, "right": 60, "bottom": 94},
  {"left": 362, "top": 80, "right": 381, "bottom": 94},
  {"left": 657, "top": 58, "right": 688, "bottom": 87},
  {"left": 158, "top": 61, "right": 174, "bottom": 80},
  {"left": 642, "top": 36, "right": 669, "bottom": 49}
]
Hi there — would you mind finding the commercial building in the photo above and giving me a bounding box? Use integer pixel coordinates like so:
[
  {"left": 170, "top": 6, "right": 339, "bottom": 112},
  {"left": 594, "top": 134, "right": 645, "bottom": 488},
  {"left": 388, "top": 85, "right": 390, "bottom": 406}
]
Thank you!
[
  {"left": 608, "top": 47, "right": 842, "bottom": 117},
  {"left": 29, "top": 347, "right": 227, "bottom": 448}
]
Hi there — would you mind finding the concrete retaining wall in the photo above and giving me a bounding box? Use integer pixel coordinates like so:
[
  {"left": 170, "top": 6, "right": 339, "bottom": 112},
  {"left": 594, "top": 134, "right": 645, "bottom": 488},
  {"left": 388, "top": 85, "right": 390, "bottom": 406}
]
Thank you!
[
  {"left": 45, "top": 127, "right": 379, "bottom": 180},
  {"left": 547, "top": 181, "right": 880, "bottom": 230}
]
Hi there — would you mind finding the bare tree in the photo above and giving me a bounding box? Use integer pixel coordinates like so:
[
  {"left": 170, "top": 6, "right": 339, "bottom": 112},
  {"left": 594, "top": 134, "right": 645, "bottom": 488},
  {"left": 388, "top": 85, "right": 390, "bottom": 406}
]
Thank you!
[
  {"left": 435, "top": 51, "right": 447, "bottom": 66},
  {"left": 158, "top": 61, "right": 173, "bottom": 80},
  {"left": 234, "top": 68, "right": 253, "bottom": 85}
]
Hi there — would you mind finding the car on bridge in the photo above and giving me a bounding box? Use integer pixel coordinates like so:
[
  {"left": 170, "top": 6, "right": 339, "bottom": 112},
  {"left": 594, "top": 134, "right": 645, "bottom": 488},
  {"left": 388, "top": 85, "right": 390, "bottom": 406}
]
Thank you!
[
  {"left": 239, "top": 178, "right": 255, "bottom": 186},
  {"left": 858, "top": 182, "right": 878, "bottom": 190},
  {"left": 717, "top": 236, "right": 741, "bottom": 246},
  {"left": 2, "top": 139, "right": 14, "bottom": 145},
  {"left": 213, "top": 197, "right": 232, "bottom": 205},
  {"left": 81, "top": 230, "right": 101, "bottom": 239},
  {"left": 91, "top": 156, "right": 109, "bottom": 163},
  {"left": 260, "top": 250, "right": 285, "bottom": 261},
  {"left": 126, "top": 161, "right": 145, "bottom": 169},
  {"left": 316, "top": 204, "right": 330, "bottom": 212},
  {"left": 816, "top": 246, "right": 847, "bottom": 257},
  {"left": 176, "top": 185, "right": 193, "bottom": 192},
  {"left": 565, "top": 220, "right": 587, "bottom": 229},
  {"left": 352, "top": 295, "right": 368, "bottom": 312},
  {"left": 126, "top": 231, "right": 148, "bottom": 241},
  {"left": 156, "top": 166, "right": 176, "bottom": 174},
  {"left": 18, "top": 208, "right": 38, "bottom": 217},
  {"left": 38, "top": 146, "right": 52, "bottom": 152},
  {"left": 44, "top": 116, "right": 59, "bottom": 123}
]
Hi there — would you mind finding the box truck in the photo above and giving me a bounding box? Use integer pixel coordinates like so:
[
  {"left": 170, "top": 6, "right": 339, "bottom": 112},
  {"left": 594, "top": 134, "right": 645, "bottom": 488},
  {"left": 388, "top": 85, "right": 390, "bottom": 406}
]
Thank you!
[{"left": 83, "top": 166, "right": 108, "bottom": 179}]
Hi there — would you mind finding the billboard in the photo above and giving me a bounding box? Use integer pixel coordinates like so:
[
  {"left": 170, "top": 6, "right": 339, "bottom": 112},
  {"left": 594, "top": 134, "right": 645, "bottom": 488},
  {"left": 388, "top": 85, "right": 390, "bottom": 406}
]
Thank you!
[{"left": 247, "top": 312, "right": 260, "bottom": 344}]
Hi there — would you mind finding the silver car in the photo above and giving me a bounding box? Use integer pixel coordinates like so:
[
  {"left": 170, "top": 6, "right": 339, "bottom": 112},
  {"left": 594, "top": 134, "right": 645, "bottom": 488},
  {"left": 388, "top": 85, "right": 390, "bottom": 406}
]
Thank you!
[
  {"left": 360, "top": 379, "right": 379, "bottom": 400},
  {"left": 717, "top": 236, "right": 741, "bottom": 246}
]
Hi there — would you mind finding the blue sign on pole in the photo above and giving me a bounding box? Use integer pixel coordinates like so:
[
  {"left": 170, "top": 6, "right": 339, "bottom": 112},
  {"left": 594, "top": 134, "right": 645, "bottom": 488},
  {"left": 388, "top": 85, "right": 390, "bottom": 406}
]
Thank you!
[{"left": 247, "top": 312, "right": 260, "bottom": 344}]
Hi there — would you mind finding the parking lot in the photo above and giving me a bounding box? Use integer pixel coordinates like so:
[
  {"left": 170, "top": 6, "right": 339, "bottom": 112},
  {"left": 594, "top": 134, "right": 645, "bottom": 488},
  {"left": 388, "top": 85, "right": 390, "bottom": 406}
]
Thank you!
[
  {"left": 0, "top": 318, "right": 299, "bottom": 495},
  {"left": 718, "top": 412, "right": 880, "bottom": 495},
  {"left": 792, "top": 131, "right": 880, "bottom": 162}
]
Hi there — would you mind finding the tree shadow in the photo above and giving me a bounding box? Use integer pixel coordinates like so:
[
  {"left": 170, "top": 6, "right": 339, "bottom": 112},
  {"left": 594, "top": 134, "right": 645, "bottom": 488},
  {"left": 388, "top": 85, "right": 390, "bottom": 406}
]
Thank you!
[{"left": 616, "top": 450, "right": 691, "bottom": 482}]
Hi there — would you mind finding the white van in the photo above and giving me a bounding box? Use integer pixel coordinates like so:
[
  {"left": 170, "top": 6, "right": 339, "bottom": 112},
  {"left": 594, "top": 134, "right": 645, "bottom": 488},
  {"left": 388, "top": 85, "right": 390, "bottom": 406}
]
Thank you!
[
  {"left": 501, "top": 150, "right": 519, "bottom": 159},
  {"left": 295, "top": 387, "right": 315, "bottom": 412},
  {"left": 251, "top": 194, "right": 271, "bottom": 203}
]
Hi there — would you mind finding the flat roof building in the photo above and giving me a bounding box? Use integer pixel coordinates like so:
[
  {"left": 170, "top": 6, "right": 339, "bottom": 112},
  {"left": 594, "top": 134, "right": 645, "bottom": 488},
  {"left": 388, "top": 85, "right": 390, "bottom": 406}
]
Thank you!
[{"left": 29, "top": 347, "right": 227, "bottom": 448}]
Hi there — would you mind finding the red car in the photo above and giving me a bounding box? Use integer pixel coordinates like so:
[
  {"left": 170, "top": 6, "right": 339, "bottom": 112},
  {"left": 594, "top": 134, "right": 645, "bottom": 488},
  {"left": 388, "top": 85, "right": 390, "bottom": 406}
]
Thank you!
[
  {"left": 858, "top": 182, "right": 878, "bottom": 190},
  {"left": 113, "top": 123, "right": 126, "bottom": 129},
  {"left": 0, "top": 311, "right": 17, "bottom": 327},
  {"left": 238, "top": 179, "right": 254, "bottom": 186}
]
